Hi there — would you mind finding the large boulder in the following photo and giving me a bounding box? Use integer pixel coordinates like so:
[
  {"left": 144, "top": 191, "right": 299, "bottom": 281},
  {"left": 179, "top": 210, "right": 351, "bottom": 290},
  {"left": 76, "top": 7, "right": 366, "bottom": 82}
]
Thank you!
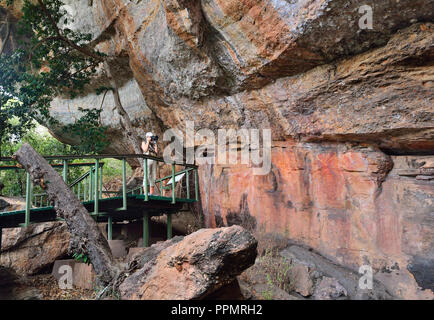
[
  {"left": 0, "top": 266, "right": 42, "bottom": 300},
  {"left": 0, "top": 198, "right": 9, "bottom": 211},
  {"left": 0, "top": 222, "right": 70, "bottom": 276},
  {"left": 0, "top": 196, "right": 25, "bottom": 212},
  {"left": 119, "top": 225, "right": 257, "bottom": 300}
]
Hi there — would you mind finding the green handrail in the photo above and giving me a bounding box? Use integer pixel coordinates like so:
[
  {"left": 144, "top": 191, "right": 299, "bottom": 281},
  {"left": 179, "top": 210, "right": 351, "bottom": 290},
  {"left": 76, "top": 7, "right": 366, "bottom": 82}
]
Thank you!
[
  {"left": 94, "top": 159, "right": 99, "bottom": 215},
  {"left": 31, "top": 163, "right": 104, "bottom": 207},
  {"left": 155, "top": 167, "right": 194, "bottom": 184},
  {"left": 24, "top": 173, "right": 31, "bottom": 227},
  {"left": 0, "top": 154, "right": 199, "bottom": 222}
]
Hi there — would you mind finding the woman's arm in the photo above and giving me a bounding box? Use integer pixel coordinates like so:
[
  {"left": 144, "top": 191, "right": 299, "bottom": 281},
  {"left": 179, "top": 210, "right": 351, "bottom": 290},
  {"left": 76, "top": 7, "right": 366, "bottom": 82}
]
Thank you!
[{"left": 141, "top": 140, "right": 149, "bottom": 153}]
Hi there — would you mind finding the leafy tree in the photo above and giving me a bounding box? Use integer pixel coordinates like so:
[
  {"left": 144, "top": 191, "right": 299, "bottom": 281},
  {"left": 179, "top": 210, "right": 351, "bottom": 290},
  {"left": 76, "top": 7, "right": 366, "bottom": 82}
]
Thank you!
[
  {"left": 0, "top": 0, "right": 143, "bottom": 160},
  {"left": 0, "top": 127, "right": 73, "bottom": 196}
]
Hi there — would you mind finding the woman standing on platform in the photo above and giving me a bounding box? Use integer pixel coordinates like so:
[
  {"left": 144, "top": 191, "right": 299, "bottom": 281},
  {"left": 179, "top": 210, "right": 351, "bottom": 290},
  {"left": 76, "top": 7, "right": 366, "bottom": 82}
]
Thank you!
[{"left": 141, "top": 132, "right": 158, "bottom": 195}]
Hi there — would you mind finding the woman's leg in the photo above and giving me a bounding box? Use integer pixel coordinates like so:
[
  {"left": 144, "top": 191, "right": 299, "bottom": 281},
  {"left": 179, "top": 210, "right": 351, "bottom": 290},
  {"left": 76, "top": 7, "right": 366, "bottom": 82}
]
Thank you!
[
  {"left": 143, "top": 160, "right": 155, "bottom": 194},
  {"left": 149, "top": 160, "right": 157, "bottom": 194}
]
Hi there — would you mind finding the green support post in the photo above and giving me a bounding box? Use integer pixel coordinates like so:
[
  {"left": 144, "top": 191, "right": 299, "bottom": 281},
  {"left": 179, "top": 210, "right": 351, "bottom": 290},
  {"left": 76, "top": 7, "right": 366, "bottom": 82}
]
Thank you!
[
  {"left": 25, "top": 172, "right": 31, "bottom": 227},
  {"left": 144, "top": 158, "right": 148, "bottom": 201},
  {"left": 107, "top": 216, "right": 113, "bottom": 241},
  {"left": 122, "top": 158, "right": 127, "bottom": 210},
  {"left": 171, "top": 163, "right": 176, "bottom": 204},
  {"left": 143, "top": 212, "right": 149, "bottom": 247},
  {"left": 0, "top": 227, "right": 2, "bottom": 252},
  {"left": 78, "top": 183, "right": 81, "bottom": 201},
  {"left": 186, "top": 170, "right": 190, "bottom": 199},
  {"left": 99, "top": 165, "right": 103, "bottom": 198},
  {"left": 89, "top": 169, "right": 93, "bottom": 200},
  {"left": 94, "top": 159, "right": 99, "bottom": 215},
  {"left": 167, "top": 213, "right": 172, "bottom": 239},
  {"left": 84, "top": 175, "right": 88, "bottom": 201},
  {"left": 194, "top": 168, "right": 199, "bottom": 201},
  {"left": 62, "top": 160, "right": 68, "bottom": 183}
]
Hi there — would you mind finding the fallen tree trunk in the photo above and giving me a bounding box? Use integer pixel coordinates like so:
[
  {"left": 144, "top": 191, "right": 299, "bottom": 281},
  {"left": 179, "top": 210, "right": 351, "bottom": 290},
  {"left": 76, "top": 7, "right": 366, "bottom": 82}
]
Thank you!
[{"left": 13, "top": 144, "right": 117, "bottom": 286}]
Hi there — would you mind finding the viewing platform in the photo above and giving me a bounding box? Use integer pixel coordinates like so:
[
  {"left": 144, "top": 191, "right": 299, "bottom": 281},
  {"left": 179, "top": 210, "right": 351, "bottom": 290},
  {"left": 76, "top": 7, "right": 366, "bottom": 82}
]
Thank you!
[{"left": 0, "top": 154, "right": 199, "bottom": 249}]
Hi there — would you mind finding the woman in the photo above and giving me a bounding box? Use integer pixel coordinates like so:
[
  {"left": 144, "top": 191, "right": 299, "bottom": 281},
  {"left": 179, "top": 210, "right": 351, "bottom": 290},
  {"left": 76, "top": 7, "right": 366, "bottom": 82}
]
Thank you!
[{"left": 141, "top": 132, "right": 158, "bottom": 195}]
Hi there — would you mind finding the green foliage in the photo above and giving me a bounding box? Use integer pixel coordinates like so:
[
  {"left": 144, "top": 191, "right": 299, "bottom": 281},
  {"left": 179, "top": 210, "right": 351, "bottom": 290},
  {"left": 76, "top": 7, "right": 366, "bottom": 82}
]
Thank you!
[
  {"left": 72, "top": 251, "right": 91, "bottom": 265},
  {"left": 0, "top": 125, "right": 130, "bottom": 198},
  {"left": 0, "top": 126, "right": 87, "bottom": 197},
  {"left": 259, "top": 247, "right": 292, "bottom": 299},
  {"left": 64, "top": 107, "right": 109, "bottom": 154},
  {"left": 102, "top": 157, "right": 133, "bottom": 182},
  {"left": 1, "top": 0, "right": 108, "bottom": 156},
  {"left": 261, "top": 275, "right": 274, "bottom": 300}
]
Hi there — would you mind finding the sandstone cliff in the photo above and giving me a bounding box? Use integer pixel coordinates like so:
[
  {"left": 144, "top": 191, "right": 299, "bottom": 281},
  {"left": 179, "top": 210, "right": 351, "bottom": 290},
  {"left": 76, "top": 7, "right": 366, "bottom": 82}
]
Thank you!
[{"left": 2, "top": 0, "right": 433, "bottom": 299}]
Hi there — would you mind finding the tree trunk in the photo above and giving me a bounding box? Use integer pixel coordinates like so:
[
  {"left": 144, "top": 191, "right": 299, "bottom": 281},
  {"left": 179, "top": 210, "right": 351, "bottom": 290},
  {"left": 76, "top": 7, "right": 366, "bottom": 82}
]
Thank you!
[
  {"left": 13, "top": 144, "right": 117, "bottom": 286},
  {"left": 0, "top": 11, "right": 11, "bottom": 56},
  {"left": 104, "top": 60, "right": 143, "bottom": 168}
]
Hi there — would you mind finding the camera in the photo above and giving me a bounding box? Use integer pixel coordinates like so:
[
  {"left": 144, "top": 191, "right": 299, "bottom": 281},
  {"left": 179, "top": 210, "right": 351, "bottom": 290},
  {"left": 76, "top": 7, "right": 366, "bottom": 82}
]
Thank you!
[{"left": 150, "top": 135, "right": 159, "bottom": 143}]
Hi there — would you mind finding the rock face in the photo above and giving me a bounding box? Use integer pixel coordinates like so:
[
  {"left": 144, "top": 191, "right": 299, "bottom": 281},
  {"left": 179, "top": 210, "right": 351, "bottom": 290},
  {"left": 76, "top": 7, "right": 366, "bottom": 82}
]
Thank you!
[
  {"left": 0, "top": 266, "right": 43, "bottom": 300},
  {"left": 240, "top": 242, "right": 393, "bottom": 300},
  {"left": 0, "top": 222, "right": 70, "bottom": 275},
  {"left": 313, "top": 277, "right": 348, "bottom": 300},
  {"left": 43, "top": 1, "right": 433, "bottom": 154},
  {"left": 0, "top": 196, "right": 25, "bottom": 212},
  {"left": 119, "top": 225, "right": 257, "bottom": 300},
  {"left": 3, "top": 0, "right": 433, "bottom": 299},
  {"left": 201, "top": 143, "right": 434, "bottom": 299}
]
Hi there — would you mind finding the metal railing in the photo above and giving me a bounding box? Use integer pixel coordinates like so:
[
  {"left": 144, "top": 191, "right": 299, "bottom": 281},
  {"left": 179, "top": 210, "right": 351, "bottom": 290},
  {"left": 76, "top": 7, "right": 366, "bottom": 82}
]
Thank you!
[
  {"left": 32, "top": 162, "right": 105, "bottom": 208},
  {"left": 0, "top": 154, "right": 199, "bottom": 228}
]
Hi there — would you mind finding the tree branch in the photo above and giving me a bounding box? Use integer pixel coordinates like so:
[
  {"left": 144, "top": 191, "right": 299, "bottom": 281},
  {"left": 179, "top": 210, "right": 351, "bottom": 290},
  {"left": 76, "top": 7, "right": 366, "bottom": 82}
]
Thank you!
[
  {"left": 0, "top": 12, "right": 11, "bottom": 56},
  {"left": 37, "top": 0, "right": 103, "bottom": 61},
  {"left": 104, "top": 60, "right": 143, "bottom": 166}
]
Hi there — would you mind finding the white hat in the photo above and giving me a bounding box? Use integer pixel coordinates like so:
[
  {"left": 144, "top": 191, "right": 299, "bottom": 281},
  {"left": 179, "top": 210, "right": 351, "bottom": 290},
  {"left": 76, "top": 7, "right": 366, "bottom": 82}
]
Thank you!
[{"left": 146, "top": 132, "right": 153, "bottom": 137}]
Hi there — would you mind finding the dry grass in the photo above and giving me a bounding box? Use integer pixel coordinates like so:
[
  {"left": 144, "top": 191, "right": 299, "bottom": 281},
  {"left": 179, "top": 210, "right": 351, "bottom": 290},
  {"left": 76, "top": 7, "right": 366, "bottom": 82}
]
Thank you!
[{"left": 240, "top": 228, "right": 294, "bottom": 299}]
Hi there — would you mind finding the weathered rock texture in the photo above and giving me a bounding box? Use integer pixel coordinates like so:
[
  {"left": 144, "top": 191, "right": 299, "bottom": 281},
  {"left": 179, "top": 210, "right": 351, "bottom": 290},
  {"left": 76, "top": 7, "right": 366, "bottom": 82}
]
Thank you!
[
  {"left": 200, "top": 143, "right": 434, "bottom": 299},
  {"left": 2, "top": 0, "right": 433, "bottom": 299},
  {"left": 0, "top": 266, "right": 43, "bottom": 300},
  {"left": 239, "top": 241, "right": 393, "bottom": 300},
  {"left": 39, "top": 1, "right": 433, "bottom": 154},
  {"left": 119, "top": 225, "right": 257, "bottom": 299},
  {"left": 0, "top": 222, "right": 70, "bottom": 276}
]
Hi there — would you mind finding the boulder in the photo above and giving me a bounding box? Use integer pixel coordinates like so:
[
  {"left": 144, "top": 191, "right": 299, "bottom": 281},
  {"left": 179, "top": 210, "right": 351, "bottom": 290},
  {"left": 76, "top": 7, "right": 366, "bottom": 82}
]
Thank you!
[
  {"left": 0, "top": 196, "right": 25, "bottom": 212},
  {"left": 0, "top": 222, "right": 70, "bottom": 275},
  {"left": 313, "top": 277, "right": 348, "bottom": 300},
  {"left": 289, "top": 263, "right": 314, "bottom": 297},
  {"left": 0, "top": 198, "right": 10, "bottom": 211},
  {"left": 126, "top": 247, "right": 147, "bottom": 265},
  {"left": 119, "top": 226, "right": 257, "bottom": 300},
  {"left": 280, "top": 245, "right": 394, "bottom": 300},
  {"left": 0, "top": 266, "right": 42, "bottom": 300}
]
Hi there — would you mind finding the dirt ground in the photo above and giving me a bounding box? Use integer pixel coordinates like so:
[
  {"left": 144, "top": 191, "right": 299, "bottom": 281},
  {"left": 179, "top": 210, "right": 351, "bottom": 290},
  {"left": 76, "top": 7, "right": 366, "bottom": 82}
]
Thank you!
[{"left": 23, "top": 274, "right": 96, "bottom": 300}]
